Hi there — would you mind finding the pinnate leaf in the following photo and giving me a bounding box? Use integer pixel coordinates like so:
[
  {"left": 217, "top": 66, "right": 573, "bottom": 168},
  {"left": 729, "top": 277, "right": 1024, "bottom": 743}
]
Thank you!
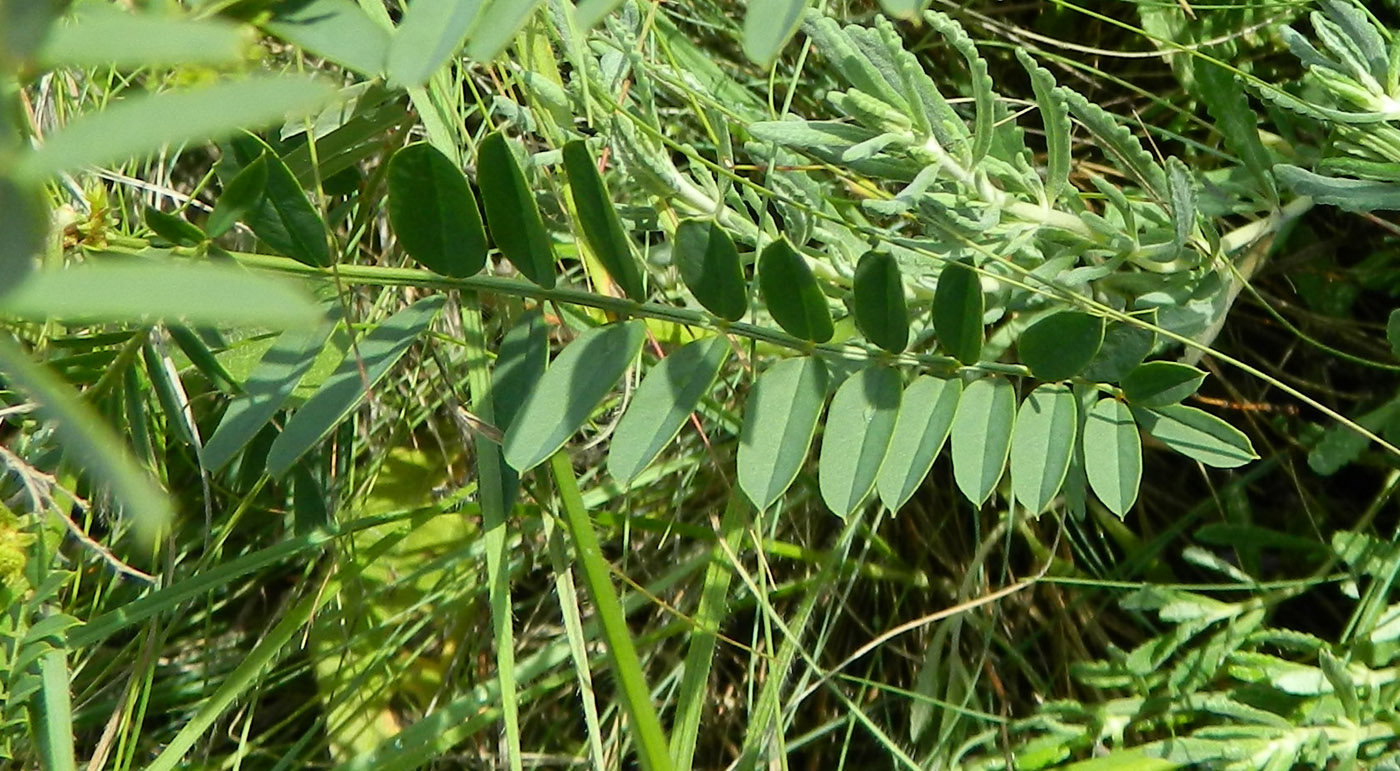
[
  {"left": 737, "top": 357, "right": 829, "bottom": 510},
  {"left": 877, "top": 376, "right": 961, "bottom": 512},
  {"left": 758, "top": 239, "right": 833, "bottom": 343},
  {"left": 951, "top": 378, "right": 1016, "bottom": 506},
  {"left": 388, "top": 142, "right": 487, "bottom": 278},
  {"left": 818, "top": 366, "right": 901, "bottom": 518},
  {"left": 852, "top": 250, "right": 909, "bottom": 353},
  {"left": 1009, "top": 384, "right": 1077, "bottom": 514},
  {"left": 503, "top": 321, "right": 647, "bottom": 473}
]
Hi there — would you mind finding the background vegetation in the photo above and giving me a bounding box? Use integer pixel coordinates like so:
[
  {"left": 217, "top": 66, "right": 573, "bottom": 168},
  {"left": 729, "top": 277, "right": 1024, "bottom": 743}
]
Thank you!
[{"left": 3, "top": 0, "right": 1400, "bottom": 768}]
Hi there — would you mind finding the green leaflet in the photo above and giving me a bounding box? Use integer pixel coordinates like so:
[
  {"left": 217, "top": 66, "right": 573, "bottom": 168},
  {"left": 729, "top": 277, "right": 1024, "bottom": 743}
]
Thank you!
[
  {"left": 1121, "top": 361, "right": 1206, "bottom": 408},
  {"left": 230, "top": 134, "right": 333, "bottom": 268},
  {"left": 1389, "top": 309, "right": 1400, "bottom": 359},
  {"left": 0, "top": 179, "right": 45, "bottom": 294},
  {"left": 574, "top": 0, "right": 627, "bottom": 30},
  {"left": 1018, "top": 312, "right": 1104, "bottom": 382},
  {"left": 818, "top": 366, "right": 902, "bottom": 518},
  {"left": 143, "top": 207, "right": 205, "bottom": 247},
  {"left": 0, "top": 261, "right": 321, "bottom": 329},
  {"left": 387, "top": 143, "right": 488, "bottom": 278},
  {"left": 477, "top": 132, "right": 556, "bottom": 288},
  {"left": 562, "top": 140, "right": 647, "bottom": 301},
  {"left": 876, "top": 0, "right": 923, "bottom": 18},
  {"left": 16, "top": 77, "right": 334, "bottom": 183},
  {"left": 852, "top": 250, "right": 909, "bottom": 354},
  {"left": 746, "top": 120, "right": 883, "bottom": 156},
  {"left": 40, "top": 4, "right": 245, "bottom": 68},
  {"left": 737, "top": 356, "right": 829, "bottom": 511},
  {"left": 877, "top": 376, "right": 961, "bottom": 512},
  {"left": 741, "top": 0, "right": 808, "bottom": 66},
  {"left": 386, "top": 0, "right": 483, "bottom": 88},
  {"left": 608, "top": 336, "right": 730, "bottom": 485},
  {"left": 265, "top": 296, "right": 446, "bottom": 476},
  {"left": 1058, "top": 84, "right": 1168, "bottom": 198},
  {"left": 264, "top": 0, "right": 389, "bottom": 78},
  {"left": 924, "top": 11, "right": 995, "bottom": 165},
  {"left": 933, "top": 258, "right": 983, "bottom": 365},
  {"left": 503, "top": 321, "right": 647, "bottom": 473},
  {"left": 1167, "top": 157, "right": 1197, "bottom": 253},
  {"left": 489, "top": 308, "right": 550, "bottom": 508},
  {"left": 204, "top": 321, "right": 338, "bottom": 471},
  {"left": 673, "top": 219, "right": 747, "bottom": 322},
  {"left": 1134, "top": 404, "right": 1257, "bottom": 469},
  {"left": 1081, "top": 320, "right": 1155, "bottom": 383},
  {"left": 950, "top": 378, "right": 1016, "bottom": 506},
  {"left": 758, "top": 239, "right": 834, "bottom": 343},
  {"left": 1009, "top": 384, "right": 1078, "bottom": 514},
  {"left": 206, "top": 154, "right": 267, "bottom": 239},
  {"left": 1016, "top": 49, "right": 1070, "bottom": 206},
  {"left": 1275, "top": 164, "right": 1400, "bottom": 212},
  {"left": 464, "top": 0, "right": 544, "bottom": 63}
]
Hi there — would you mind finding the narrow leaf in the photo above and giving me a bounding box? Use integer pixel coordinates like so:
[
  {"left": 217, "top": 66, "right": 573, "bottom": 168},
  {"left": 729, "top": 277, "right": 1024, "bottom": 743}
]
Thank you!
[
  {"left": 265, "top": 0, "right": 390, "bottom": 77},
  {"left": 1194, "top": 61, "right": 1277, "bottom": 202},
  {"left": 1018, "top": 311, "right": 1104, "bottom": 381},
  {"left": 477, "top": 132, "right": 555, "bottom": 288},
  {"left": 17, "top": 77, "right": 335, "bottom": 182},
  {"left": 39, "top": 5, "right": 245, "bottom": 68},
  {"left": 562, "top": 140, "right": 647, "bottom": 301},
  {"left": 950, "top": 378, "right": 1015, "bottom": 506},
  {"left": 852, "top": 250, "right": 909, "bottom": 353},
  {"left": 503, "top": 321, "right": 647, "bottom": 473},
  {"left": 818, "top": 366, "right": 901, "bottom": 518},
  {"left": 0, "top": 261, "right": 321, "bottom": 329},
  {"left": 234, "top": 136, "right": 333, "bottom": 268},
  {"left": 673, "top": 219, "right": 747, "bottom": 322},
  {"left": 464, "top": 0, "right": 544, "bottom": 63},
  {"left": 386, "top": 0, "right": 484, "bottom": 88},
  {"left": 206, "top": 153, "right": 267, "bottom": 238},
  {"left": 1083, "top": 398, "right": 1141, "bottom": 517},
  {"left": 265, "top": 296, "right": 446, "bottom": 476},
  {"left": 877, "top": 376, "right": 962, "bottom": 512},
  {"left": 933, "top": 258, "right": 983, "bottom": 365},
  {"left": 1134, "top": 404, "right": 1257, "bottom": 468},
  {"left": 143, "top": 207, "right": 205, "bottom": 247},
  {"left": 758, "top": 239, "right": 833, "bottom": 343},
  {"left": 1275, "top": 164, "right": 1400, "bottom": 212},
  {"left": 742, "top": 0, "right": 808, "bottom": 66},
  {"left": 204, "top": 321, "right": 337, "bottom": 471},
  {"left": 1121, "top": 361, "right": 1206, "bottom": 408},
  {"left": 609, "top": 337, "right": 729, "bottom": 484},
  {"left": 0, "top": 336, "right": 173, "bottom": 541},
  {"left": 1016, "top": 49, "right": 1070, "bottom": 205},
  {"left": 388, "top": 142, "right": 487, "bottom": 278},
  {"left": 737, "top": 356, "right": 829, "bottom": 510},
  {"left": 1009, "top": 383, "right": 1077, "bottom": 514}
]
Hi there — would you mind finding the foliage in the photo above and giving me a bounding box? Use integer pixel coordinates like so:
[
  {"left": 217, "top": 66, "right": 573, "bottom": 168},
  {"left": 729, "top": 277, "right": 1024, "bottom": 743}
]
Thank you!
[{"left": 0, "top": 0, "right": 1399, "bottom": 768}]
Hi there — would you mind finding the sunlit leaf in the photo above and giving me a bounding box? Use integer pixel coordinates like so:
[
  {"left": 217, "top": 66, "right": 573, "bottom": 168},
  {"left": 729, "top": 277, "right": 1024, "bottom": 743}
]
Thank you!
[
  {"left": 17, "top": 77, "right": 335, "bottom": 182},
  {"left": 0, "top": 261, "right": 321, "bottom": 329},
  {"left": 388, "top": 142, "right": 487, "bottom": 278},
  {"left": 464, "top": 0, "right": 544, "bottom": 63},
  {"left": 266, "top": 0, "right": 390, "bottom": 77},
  {"left": 758, "top": 239, "right": 833, "bottom": 343},
  {"left": 819, "top": 366, "right": 901, "bottom": 518},
  {"left": 204, "top": 321, "right": 338, "bottom": 471},
  {"left": 737, "top": 356, "right": 829, "bottom": 510},
  {"left": 933, "top": 258, "right": 982, "bottom": 365},
  {"left": 1018, "top": 311, "right": 1103, "bottom": 382},
  {"left": 40, "top": 4, "right": 246, "bottom": 68},
  {"left": 950, "top": 378, "right": 1015, "bottom": 506},
  {"left": 877, "top": 376, "right": 961, "bottom": 512},
  {"left": 477, "top": 132, "right": 555, "bottom": 288},
  {"left": 0, "top": 179, "right": 45, "bottom": 294},
  {"left": 852, "top": 250, "right": 909, "bottom": 354},
  {"left": 1121, "top": 361, "right": 1206, "bottom": 408},
  {"left": 1134, "top": 404, "right": 1257, "bottom": 468},
  {"left": 674, "top": 219, "right": 747, "bottom": 322},
  {"left": 742, "top": 0, "right": 808, "bottom": 66},
  {"left": 1082, "top": 398, "right": 1141, "bottom": 517},
  {"left": 386, "top": 0, "right": 483, "bottom": 88},
  {"left": 503, "top": 321, "right": 647, "bottom": 473},
  {"left": 265, "top": 296, "right": 446, "bottom": 476},
  {"left": 1009, "top": 384, "right": 1077, "bottom": 514},
  {"left": 562, "top": 140, "right": 647, "bottom": 301},
  {"left": 608, "top": 336, "right": 729, "bottom": 484}
]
